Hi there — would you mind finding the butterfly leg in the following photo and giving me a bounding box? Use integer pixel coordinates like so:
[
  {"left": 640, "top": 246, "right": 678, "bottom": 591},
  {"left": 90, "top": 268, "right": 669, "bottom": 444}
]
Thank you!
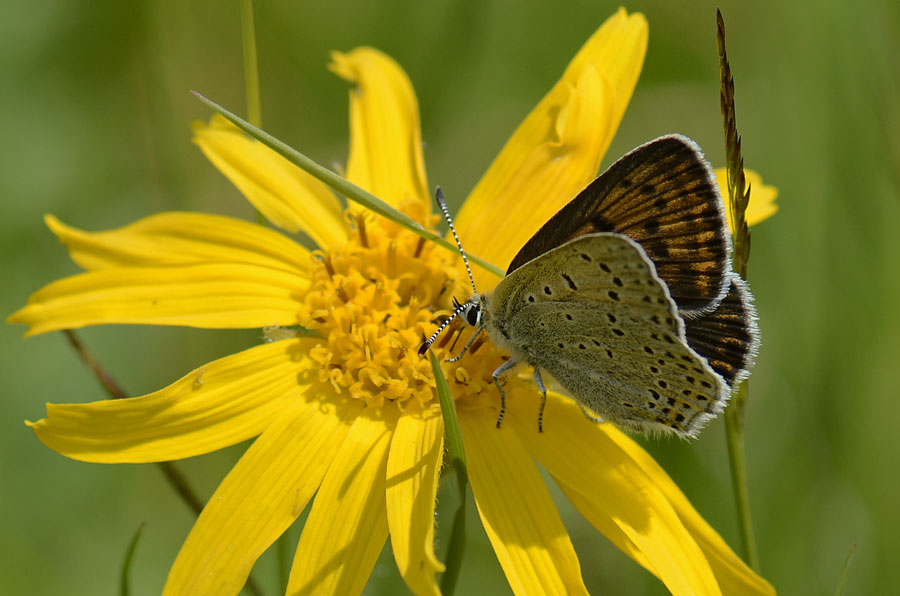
[
  {"left": 579, "top": 404, "right": 605, "bottom": 424},
  {"left": 491, "top": 358, "right": 518, "bottom": 428},
  {"left": 533, "top": 367, "right": 547, "bottom": 433},
  {"left": 446, "top": 326, "right": 484, "bottom": 363}
]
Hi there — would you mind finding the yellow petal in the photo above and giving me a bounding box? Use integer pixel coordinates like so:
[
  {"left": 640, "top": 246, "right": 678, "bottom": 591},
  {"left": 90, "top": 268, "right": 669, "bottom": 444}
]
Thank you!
[
  {"left": 386, "top": 410, "right": 445, "bottom": 596},
  {"left": 28, "top": 339, "right": 319, "bottom": 463},
  {"left": 458, "top": 407, "right": 588, "bottom": 596},
  {"left": 8, "top": 262, "right": 306, "bottom": 336},
  {"left": 286, "top": 409, "right": 395, "bottom": 596},
  {"left": 192, "top": 115, "right": 347, "bottom": 248},
  {"left": 556, "top": 479, "right": 654, "bottom": 571},
  {"left": 45, "top": 212, "right": 311, "bottom": 273},
  {"left": 163, "top": 393, "right": 363, "bottom": 596},
  {"left": 455, "top": 8, "right": 647, "bottom": 283},
  {"left": 714, "top": 168, "right": 779, "bottom": 235},
  {"left": 607, "top": 426, "right": 776, "bottom": 596},
  {"left": 506, "top": 392, "right": 722, "bottom": 595},
  {"left": 330, "top": 48, "right": 429, "bottom": 211}
]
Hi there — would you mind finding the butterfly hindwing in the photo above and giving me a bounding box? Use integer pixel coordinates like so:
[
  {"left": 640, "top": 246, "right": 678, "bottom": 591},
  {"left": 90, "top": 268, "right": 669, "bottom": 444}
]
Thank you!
[
  {"left": 683, "top": 273, "right": 759, "bottom": 386},
  {"left": 506, "top": 135, "right": 732, "bottom": 314},
  {"left": 487, "top": 233, "right": 728, "bottom": 437}
]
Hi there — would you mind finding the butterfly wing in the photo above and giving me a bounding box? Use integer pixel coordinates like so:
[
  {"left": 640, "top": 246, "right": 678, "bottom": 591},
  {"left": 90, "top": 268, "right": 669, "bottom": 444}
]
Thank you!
[
  {"left": 488, "top": 233, "right": 728, "bottom": 437},
  {"left": 507, "top": 135, "right": 732, "bottom": 314},
  {"left": 683, "top": 273, "right": 759, "bottom": 386}
]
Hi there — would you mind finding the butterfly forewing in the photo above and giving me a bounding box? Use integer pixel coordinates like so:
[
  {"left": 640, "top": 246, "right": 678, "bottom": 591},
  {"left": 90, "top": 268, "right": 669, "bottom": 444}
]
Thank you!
[
  {"left": 487, "top": 233, "right": 728, "bottom": 437},
  {"left": 683, "top": 274, "right": 759, "bottom": 386},
  {"left": 506, "top": 135, "right": 732, "bottom": 314}
]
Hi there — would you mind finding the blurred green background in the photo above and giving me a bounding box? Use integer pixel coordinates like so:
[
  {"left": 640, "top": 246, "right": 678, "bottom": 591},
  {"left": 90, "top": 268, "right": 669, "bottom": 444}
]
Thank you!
[{"left": 2, "top": 0, "right": 898, "bottom": 594}]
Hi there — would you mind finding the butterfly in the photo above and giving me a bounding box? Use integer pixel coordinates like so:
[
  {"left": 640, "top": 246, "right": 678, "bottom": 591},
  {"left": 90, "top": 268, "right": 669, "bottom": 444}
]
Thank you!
[{"left": 420, "top": 135, "right": 759, "bottom": 438}]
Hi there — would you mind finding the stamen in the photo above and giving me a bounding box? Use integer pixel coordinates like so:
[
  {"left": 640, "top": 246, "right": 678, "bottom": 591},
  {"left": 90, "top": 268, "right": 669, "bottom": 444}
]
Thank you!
[
  {"left": 437, "top": 320, "right": 459, "bottom": 349},
  {"left": 322, "top": 254, "right": 335, "bottom": 279},
  {"left": 447, "top": 326, "right": 465, "bottom": 353},
  {"left": 298, "top": 207, "right": 522, "bottom": 415},
  {"left": 418, "top": 299, "right": 469, "bottom": 355},
  {"left": 413, "top": 236, "right": 426, "bottom": 258},
  {"left": 356, "top": 213, "right": 368, "bottom": 247},
  {"left": 336, "top": 281, "right": 349, "bottom": 304},
  {"left": 446, "top": 327, "right": 483, "bottom": 362},
  {"left": 469, "top": 332, "right": 489, "bottom": 355}
]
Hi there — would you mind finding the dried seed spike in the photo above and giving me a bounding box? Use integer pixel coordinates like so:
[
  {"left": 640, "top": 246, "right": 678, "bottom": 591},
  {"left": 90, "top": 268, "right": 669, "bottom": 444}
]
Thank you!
[{"left": 717, "top": 9, "right": 751, "bottom": 278}]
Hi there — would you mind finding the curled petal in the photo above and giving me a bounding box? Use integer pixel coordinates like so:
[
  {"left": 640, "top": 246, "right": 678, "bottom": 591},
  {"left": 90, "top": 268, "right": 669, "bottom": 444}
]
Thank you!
[{"left": 330, "top": 48, "right": 429, "bottom": 211}]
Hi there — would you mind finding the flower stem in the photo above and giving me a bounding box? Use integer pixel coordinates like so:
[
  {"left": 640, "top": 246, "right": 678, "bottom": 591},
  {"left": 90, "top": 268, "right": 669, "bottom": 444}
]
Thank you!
[
  {"left": 191, "top": 91, "right": 505, "bottom": 279},
  {"left": 62, "top": 330, "right": 205, "bottom": 514},
  {"left": 61, "top": 329, "right": 266, "bottom": 596},
  {"left": 241, "top": 0, "right": 262, "bottom": 129},
  {"left": 717, "top": 10, "right": 760, "bottom": 571},
  {"left": 64, "top": 329, "right": 127, "bottom": 399},
  {"left": 240, "top": 0, "right": 267, "bottom": 228},
  {"left": 239, "top": 8, "right": 288, "bottom": 587},
  {"left": 155, "top": 457, "right": 205, "bottom": 516},
  {"left": 724, "top": 384, "right": 758, "bottom": 569},
  {"left": 428, "top": 352, "right": 468, "bottom": 595}
]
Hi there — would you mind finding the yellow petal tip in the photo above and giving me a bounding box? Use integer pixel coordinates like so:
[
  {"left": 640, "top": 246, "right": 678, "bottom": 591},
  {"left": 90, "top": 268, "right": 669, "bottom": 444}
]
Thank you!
[
  {"left": 328, "top": 47, "right": 393, "bottom": 85},
  {"left": 43, "top": 213, "right": 62, "bottom": 230},
  {"left": 328, "top": 49, "right": 355, "bottom": 81}
]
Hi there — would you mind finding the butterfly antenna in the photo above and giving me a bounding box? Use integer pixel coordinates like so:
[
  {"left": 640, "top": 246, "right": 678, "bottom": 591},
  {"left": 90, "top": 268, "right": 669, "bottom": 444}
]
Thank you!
[
  {"left": 434, "top": 187, "right": 478, "bottom": 294},
  {"left": 418, "top": 299, "right": 469, "bottom": 356}
]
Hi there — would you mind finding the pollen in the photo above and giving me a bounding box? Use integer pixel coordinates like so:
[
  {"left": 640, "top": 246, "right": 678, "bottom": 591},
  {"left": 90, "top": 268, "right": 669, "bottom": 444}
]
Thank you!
[{"left": 293, "top": 204, "right": 511, "bottom": 412}]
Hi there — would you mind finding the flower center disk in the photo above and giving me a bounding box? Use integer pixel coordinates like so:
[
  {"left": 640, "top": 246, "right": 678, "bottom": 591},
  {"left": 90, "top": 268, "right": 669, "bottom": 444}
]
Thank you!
[{"left": 296, "top": 209, "right": 509, "bottom": 413}]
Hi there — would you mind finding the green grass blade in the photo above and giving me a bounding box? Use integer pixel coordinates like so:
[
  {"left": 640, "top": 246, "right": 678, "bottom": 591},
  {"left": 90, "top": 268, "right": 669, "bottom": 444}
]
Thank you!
[
  {"left": 119, "top": 523, "right": 144, "bottom": 596},
  {"left": 834, "top": 543, "right": 857, "bottom": 596}
]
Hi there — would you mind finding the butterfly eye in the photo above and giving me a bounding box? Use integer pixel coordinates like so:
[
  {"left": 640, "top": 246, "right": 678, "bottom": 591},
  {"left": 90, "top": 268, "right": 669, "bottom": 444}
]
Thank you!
[{"left": 465, "top": 305, "right": 481, "bottom": 327}]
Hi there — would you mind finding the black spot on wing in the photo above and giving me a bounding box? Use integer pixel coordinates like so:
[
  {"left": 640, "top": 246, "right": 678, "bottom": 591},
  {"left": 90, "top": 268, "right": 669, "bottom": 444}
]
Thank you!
[{"left": 561, "top": 272, "right": 578, "bottom": 290}]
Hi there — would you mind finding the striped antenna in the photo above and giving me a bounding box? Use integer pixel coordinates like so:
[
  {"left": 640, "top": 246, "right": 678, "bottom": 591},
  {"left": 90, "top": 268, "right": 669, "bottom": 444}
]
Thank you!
[
  {"left": 419, "top": 188, "right": 479, "bottom": 357},
  {"left": 435, "top": 187, "right": 477, "bottom": 294},
  {"left": 418, "top": 299, "right": 469, "bottom": 356}
]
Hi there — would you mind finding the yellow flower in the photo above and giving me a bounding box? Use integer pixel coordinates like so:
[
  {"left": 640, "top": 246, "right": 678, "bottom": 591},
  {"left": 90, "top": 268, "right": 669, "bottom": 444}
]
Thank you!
[
  {"left": 715, "top": 169, "right": 779, "bottom": 236},
  {"left": 9, "top": 8, "right": 776, "bottom": 596}
]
